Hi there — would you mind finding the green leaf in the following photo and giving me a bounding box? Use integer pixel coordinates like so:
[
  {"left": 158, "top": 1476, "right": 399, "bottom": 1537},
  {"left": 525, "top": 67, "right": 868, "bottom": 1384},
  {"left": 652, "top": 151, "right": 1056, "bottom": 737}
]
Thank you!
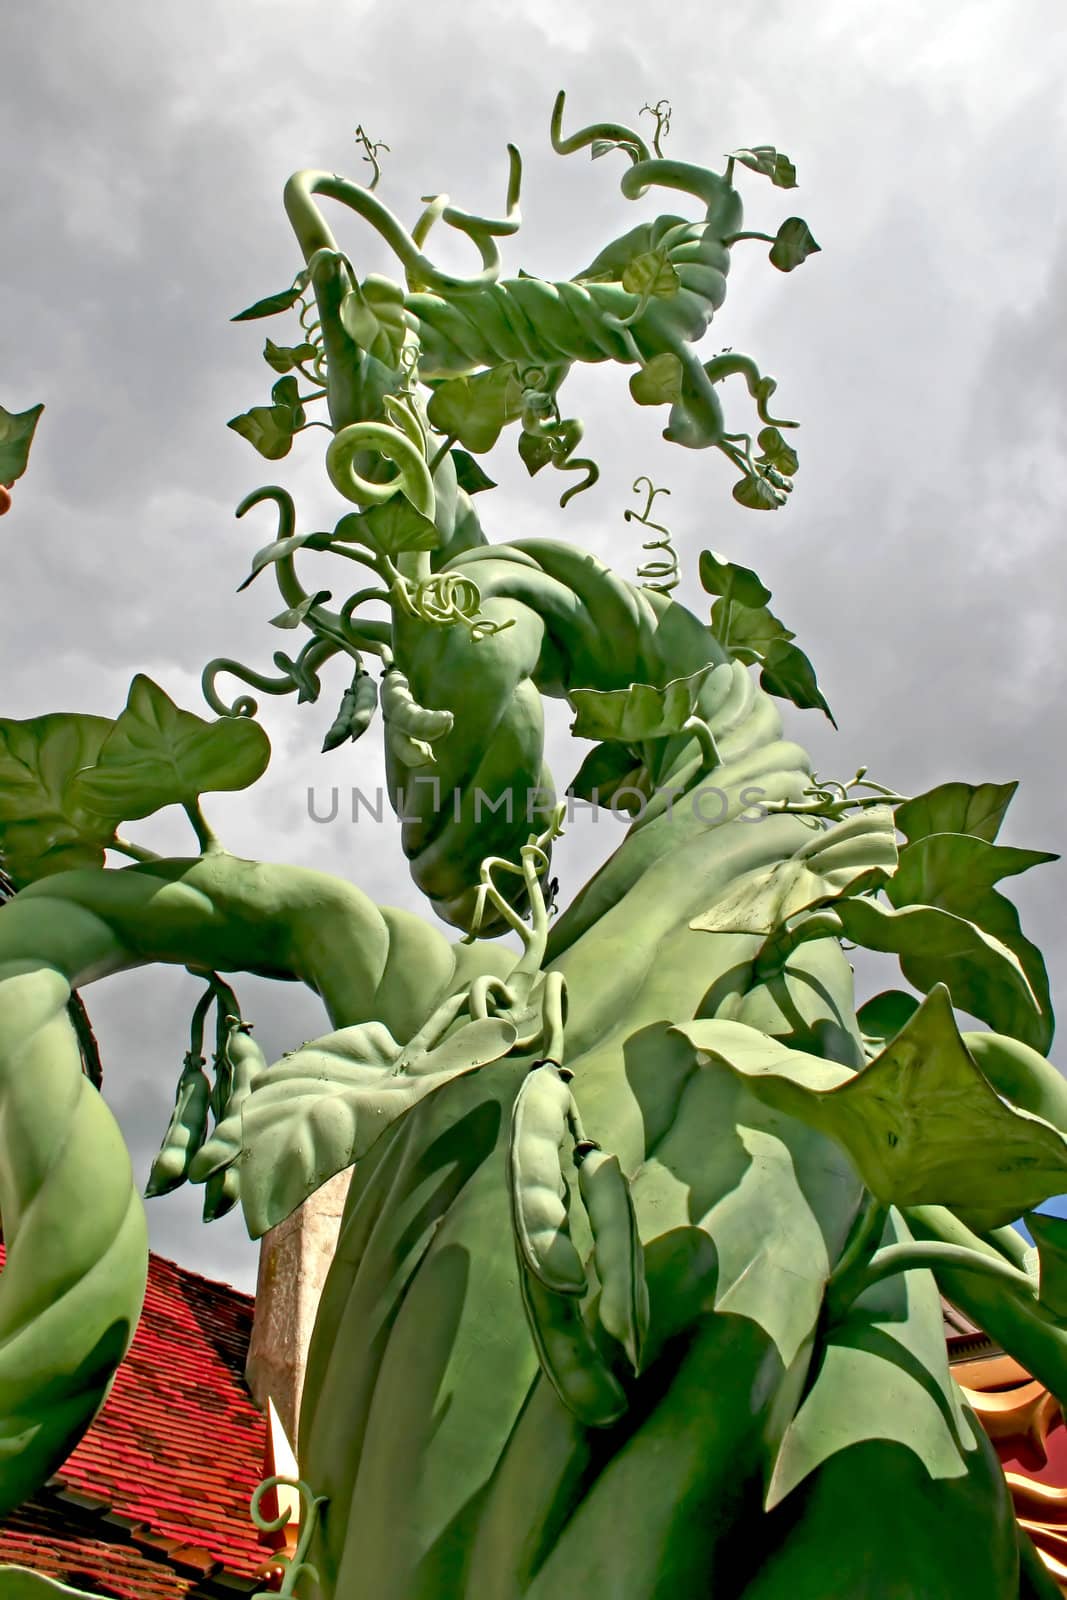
[
  {"left": 769, "top": 217, "right": 821, "bottom": 272},
  {"left": 567, "top": 741, "right": 645, "bottom": 806},
  {"left": 886, "top": 832, "right": 1056, "bottom": 1052},
  {"left": 451, "top": 448, "right": 497, "bottom": 495},
  {"left": 269, "top": 589, "right": 332, "bottom": 629},
  {"left": 759, "top": 639, "right": 836, "bottom": 726},
  {"left": 731, "top": 472, "right": 787, "bottom": 510},
  {"left": 690, "top": 806, "right": 897, "bottom": 936},
  {"left": 234, "top": 1017, "right": 517, "bottom": 1235},
  {"left": 895, "top": 780, "right": 1018, "bottom": 845},
  {"left": 730, "top": 146, "right": 798, "bottom": 188},
  {"left": 237, "top": 530, "right": 334, "bottom": 591},
  {"left": 357, "top": 495, "right": 441, "bottom": 556},
  {"left": 426, "top": 364, "right": 523, "bottom": 453},
  {"left": 698, "top": 550, "right": 772, "bottom": 609},
  {"left": 0, "top": 403, "right": 44, "bottom": 486},
  {"left": 1025, "top": 1212, "right": 1067, "bottom": 1320},
  {"left": 517, "top": 430, "right": 556, "bottom": 476},
  {"left": 756, "top": 425, "right": 799, "bottom": 476},
  {"left": 0, "top": 713, "right": 118, "bottom": 886},
  {"left": 263, "top": 338, "right": 318, "bottom": 374},
  {"left": 70, "top": 675, "right": 270, "bottom": 820},
  {"left": 227, "top": 404, "right": 302, "bottom": 461},
  {"left": 835, "top": 894, "right": 1046, "bottom": 1050},
  {"left": 629, "top": 353, "right": 684, "bottom": 407},
  {"left": 711, "top": 600, "right": 794, "bottom": 663},
  {"left": 855, "top": 990, "right": 920, "bottom": 1052},
  {"left": 673, "top": 986, "right": 1067, "bottom": 1225},
  {"left": 338, "top": 274, "right": 407, "bottom": 366},
  {"left": 568, "top": 667, "right": 713, "bottom": 743},
  {"left": 620, "top": 249, "right": 680, "bottom": 299},
  {"left": 231, "top": 272, "right": 309, "bottom": 321}
]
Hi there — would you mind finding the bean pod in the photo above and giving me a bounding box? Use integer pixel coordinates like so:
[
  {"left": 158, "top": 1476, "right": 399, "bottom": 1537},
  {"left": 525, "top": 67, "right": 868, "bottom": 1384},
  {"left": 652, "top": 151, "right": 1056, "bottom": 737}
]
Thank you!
[
  {"left": 322, "top": 668, "right": 378, "bottom": 752},
  {"left": 144, "top": 1052, "right": 211, "bottom": 1198},
  {"left": 188, "top": 1019, "right": 266, "bottom": 1182},
  {"left": 380, "top": 666, "right": 454, "bottom": 742},
  {"left": 507, "top": 1060, "right": 587, "bottom": 1296},
  {"left": 576, "top": 1142, "right": 650, "bottom": 1375},
  {"left": 517, "top": 1257, "right": 628, "bottom": 1429}
]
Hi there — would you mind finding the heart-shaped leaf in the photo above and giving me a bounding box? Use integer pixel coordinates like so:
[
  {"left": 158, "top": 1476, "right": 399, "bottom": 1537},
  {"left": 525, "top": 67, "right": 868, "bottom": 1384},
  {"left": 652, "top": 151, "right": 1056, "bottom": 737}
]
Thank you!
[
  {"left": 517, "top": 430, "right": 556, "bottom": 476},
  {"left": 629, "top": 353, "right": 684, "bottom": 406},
  {"left": 769, "top": 217, "right": 821, "bottom": 272},
  {"left": 698, "top": 550, "right": 772, "bottom": 610},
  {"left": 71, "top": 675, "right": 270, "bottom": 820},
  {"left": 231, "top": 272, "right": 309, "bottom": 322},
  {"left": 427, "top": 364, "right": 523, "bottom": 453},
  {"left": 349, "top": 496, "right": 441, "bottom": 556},
  {"left": 621, "top": 249, "right": 680, "bottom": 300},
  {"left": 227, "top": 403, "right": 303, "bottom": 461},
  {"left": 263, "top": 338, "right": 318, "bottom": 374},
  {"left": 731, "top": 472, "right": 787, "bottom": 510},
  {"left": 756, "top": 425, "right": 799, "bottom": 477},
  {"left": 673, "top": 986, "right": 1067, "bottom": 1225},
  {"left": 691, "top": 806, "right": 897, "bottom": 935},
  {"left": 0, "top": 403, "right": 44, "bottom": 486},
  {"left": 568, "top": 667, "right": 713, "bottom": 742},
  {"left": 339, "top": 274, "right": 407, "bottom": 366},
  {"left": 895, "top": 780, "right": 1018, "bottom": 845},
  {"left": 234, "top": 1015, "right": 516, "bottom": 1234},
  {"left": 759, "top": 639, "right": 836, "bottom": 725},
  {"left": 0, "top": 713, "right": 118, "bottom": 886}
]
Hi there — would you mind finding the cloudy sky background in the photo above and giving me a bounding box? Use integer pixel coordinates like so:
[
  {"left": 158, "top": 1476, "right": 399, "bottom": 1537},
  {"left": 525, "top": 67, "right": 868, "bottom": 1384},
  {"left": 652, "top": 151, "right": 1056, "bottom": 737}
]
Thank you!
[{"left": 2, "top": 0, "right": 1064, "bottom": 1291}]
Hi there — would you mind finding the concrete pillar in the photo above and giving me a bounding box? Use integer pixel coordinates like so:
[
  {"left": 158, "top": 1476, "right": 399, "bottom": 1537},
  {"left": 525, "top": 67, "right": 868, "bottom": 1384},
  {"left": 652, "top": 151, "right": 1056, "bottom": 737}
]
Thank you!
[{"left": 245, "top": 1167, "right": 353, "bottom": 1451}]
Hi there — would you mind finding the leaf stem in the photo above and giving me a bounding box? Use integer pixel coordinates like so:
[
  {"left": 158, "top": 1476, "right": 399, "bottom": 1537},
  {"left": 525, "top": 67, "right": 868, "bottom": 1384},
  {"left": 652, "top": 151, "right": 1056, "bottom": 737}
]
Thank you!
[
  {"left": 829, "top": 1238, "right": 1033, "bottom": 1321},
  {"left": 184, "top": 800, "right": 223, "bottom": 856},
  {"left": 111, "top": 836, "right": 162, "bottom": 863}
]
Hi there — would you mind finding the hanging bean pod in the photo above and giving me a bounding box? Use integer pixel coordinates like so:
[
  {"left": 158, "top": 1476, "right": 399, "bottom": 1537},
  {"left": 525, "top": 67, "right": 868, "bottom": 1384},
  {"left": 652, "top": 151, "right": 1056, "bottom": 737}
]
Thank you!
[
  {"left": 575, "top": 1142, "right": 650, "bottom": 1375},
  {"left": 145, "top": 1052, "right": 212, "bottom": 1198},
  {"left": 507, "top": 1060, "right": 587, "bottom": 1296}
]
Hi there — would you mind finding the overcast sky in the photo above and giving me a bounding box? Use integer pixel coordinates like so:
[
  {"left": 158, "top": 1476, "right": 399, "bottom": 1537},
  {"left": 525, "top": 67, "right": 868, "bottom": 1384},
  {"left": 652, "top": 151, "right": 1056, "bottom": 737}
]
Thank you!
[{"left": 2, "top": 0, "right": 1065, "bottom": 1292}]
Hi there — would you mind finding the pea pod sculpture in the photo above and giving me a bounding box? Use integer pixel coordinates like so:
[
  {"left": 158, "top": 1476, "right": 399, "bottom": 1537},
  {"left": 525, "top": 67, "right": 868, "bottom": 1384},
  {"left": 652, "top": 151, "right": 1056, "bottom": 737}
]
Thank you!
[{"left": 1, "top": 92, "right": 1064, "bottom": 1600}]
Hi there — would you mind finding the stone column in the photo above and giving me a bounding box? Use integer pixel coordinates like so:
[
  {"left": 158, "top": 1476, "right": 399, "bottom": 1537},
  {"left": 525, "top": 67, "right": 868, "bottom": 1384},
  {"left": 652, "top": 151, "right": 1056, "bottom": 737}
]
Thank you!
[{"left": 245, "top": 1167, "right": 353, "bottom": 1451}]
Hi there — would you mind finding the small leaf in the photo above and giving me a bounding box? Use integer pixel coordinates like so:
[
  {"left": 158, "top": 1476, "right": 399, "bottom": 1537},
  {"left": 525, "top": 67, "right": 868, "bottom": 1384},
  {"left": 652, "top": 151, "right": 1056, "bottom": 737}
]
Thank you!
[
  {"left": 269, "top": 589, "right": 332, "bottom": 629},
  {"left": 451, "top": 448, "right": 497, "bottom": 495},
  {"left": 629, "top": 353, "right": 683, "bottom": 406},
  {"left": 621, "top": 249, "right": 680, "bottom": 300},
  {"left": 0, "top": 403, "right": 44, "bottom": 486},
  {"left": 359, "top": 496, "right": 441, "bottom": 556},
  {"left": 0, "top": 712, "right": 118, "bottom": 885},
  {"left": 731, "top": 472, "right": 786, "bottom": 510},
  {"left": 759, "top": 639, "right": 836, "bottom": 726},
  {"left": 339, "top": 274, "right": 407, "bottom": 366},
  {"left": 237, "top": 530, "right": 333, "bottom": 591},
  {"left": 1025, "top": 1212, "right": 1067, "bottom": 1320},
  {"left": 730, "top": 146, "right": 797, "bottom": 188},
  {"left": 426, "top": 364, "right": 523, "bottom": 453},
  {"left": 698, "top": 550, "right": 772, "bottom": 609},
  {"left": 263, "top": 338, "right": 318, "bottom": 374},
  {"left": 71, "top": 675, "right": 270, "bottom": 820},
  {"left": 231, "top": 272, "right": 309, "bottom": 321},
  {"left": 568, "top": 668, "right": 713, "bottom": 743},
  {"left": 756, "top": 426, "right": 799, "bottom": 477},
  {"left": 227, "top": 404, "right": 301, "bottom": 461},
  {"left": 895, "top": 780, "right": 1018, "bottom": 845},
  {"left": 567, "top": 741, "right": 645, "bottom": 805},
  {"left": 691, "top": 806, "right": 897, "bottom": 935},
  {"left": 517, "top": 430, "right": 556, "bottom": 476},
  {"left": 769, "top": 217, "right": 821, "bottom": 272}
]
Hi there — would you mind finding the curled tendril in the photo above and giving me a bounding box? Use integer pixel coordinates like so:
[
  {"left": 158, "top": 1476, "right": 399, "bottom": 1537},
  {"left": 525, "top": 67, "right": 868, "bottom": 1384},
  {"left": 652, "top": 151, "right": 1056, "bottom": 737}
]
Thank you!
[
  {"left": 202, "top": 639, "right": 338, "bottom": 718},
  {"left": 625, "top": 476, "right": 679, "bottom": 595},
  {"left": 763, "top": 768, "right": 912, "bottom": 820},
  {"left": 353, "top": 123, "right": 390, "bottom": 190},
  {"left": 640, "top": 99, "right": 672, "bottom": 157},
  {"left": 250, "top": 1475, "right": 328, "bottom": 1599},
  {"left": 392, "top": 571, "right": 515, "bottom": 641},
  {"left": 326, "top": 421, "right": 436, "bottom": 519},
  {"left": 519, "top": 378, "right": 600, "bottom": 509},
  {"left": 412, "top": 143, "right": 523, "bottom": 267},
  {"left": 551, "top": 90, "right": 652, "bottom": 165}
]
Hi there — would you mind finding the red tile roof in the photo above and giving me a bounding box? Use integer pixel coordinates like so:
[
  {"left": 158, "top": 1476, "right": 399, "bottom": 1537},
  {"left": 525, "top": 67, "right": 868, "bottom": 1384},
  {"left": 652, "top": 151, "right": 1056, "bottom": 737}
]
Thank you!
[{"left": 0, "top": 1247, "right": 273, "bottom": 1597}]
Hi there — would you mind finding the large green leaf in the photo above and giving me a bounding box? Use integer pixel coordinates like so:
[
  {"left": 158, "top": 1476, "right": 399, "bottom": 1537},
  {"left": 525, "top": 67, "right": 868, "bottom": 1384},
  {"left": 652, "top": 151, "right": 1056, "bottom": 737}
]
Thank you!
[
  {"left": 698, "top": 550, "right": 772, "bottom": 610},
  {"left": 895, "top": 780, "right": 1018, "bottom": 844},
  {"left": 231, "top": 1016, "right": 517, "bottom": 1235},
  {"left": 765, "top": 1210, "right": 974, "bottom": 1509},
  {"left": 71, "top": 675, "right": 270, "bottom": 820},
  {"left": 426, "top": 364, "right": 523, "bottom": 453},
  {"left": 856, "top": 990, "right": 920, "bottom": 1054},
  {"left": 691, "top": 806, "right": 897, "bottom": 936},
  {"left": 620, "top": 249, "right": 679, "bottom": 299},
  {"left": 835, "top": 893, "right": 1047, "bottom": 1050},
  {"left": 0, "top": 404, "right": 44, "bottom": 486},
  {"left": 359, "top": 495, "right": 441, "bottom": 556},
  {"left": 759, "top": 639, "right": 836, "bottom": 726},
  {"left": 568, "top": 667, "right": 712, "bottom": 742},
  {"left": 674, "top": 987, "right": 1067, "bottom": 1225},
  {"left": 0, "top": 712, "right": 117, "bottom": 885},
  {"left": 886, "top": 831, "right": 1056, "bottom": 1051}
]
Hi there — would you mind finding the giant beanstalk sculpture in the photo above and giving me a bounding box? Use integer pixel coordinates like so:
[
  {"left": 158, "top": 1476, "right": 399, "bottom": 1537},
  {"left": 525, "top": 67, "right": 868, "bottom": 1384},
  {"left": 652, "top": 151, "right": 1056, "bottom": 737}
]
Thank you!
[{"left": 1, "top": 94, "right": 1065, "bottom": 1598}]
